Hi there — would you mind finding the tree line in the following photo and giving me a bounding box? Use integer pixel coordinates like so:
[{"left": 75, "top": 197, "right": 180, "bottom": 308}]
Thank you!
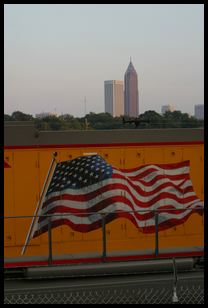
[{"left": 4, "top": 110, "right": 204, "bottom": 131}]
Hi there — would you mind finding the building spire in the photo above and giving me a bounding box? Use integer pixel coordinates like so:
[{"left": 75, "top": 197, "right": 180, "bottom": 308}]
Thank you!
[{"left": 130, "top": 56, "right": 132, "bottom": 63}]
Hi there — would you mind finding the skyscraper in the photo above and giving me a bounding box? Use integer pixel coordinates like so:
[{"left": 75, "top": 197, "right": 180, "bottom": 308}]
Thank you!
[
  {"left": 104, "top": 80, "right": 124, "bottom": 117},
  {"left": 194, "top": 104, "right": 204, "bottom": 120},
  {"left": 124, "top": 59, "right": 139, "bottom": 117}
]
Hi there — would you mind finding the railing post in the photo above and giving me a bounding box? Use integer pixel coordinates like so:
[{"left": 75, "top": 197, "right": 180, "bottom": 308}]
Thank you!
[
  {"left": 48, "top": 217, "right": 53, "bottom": 265},
  {"left": 155, "top": 210, "right": 159, "bottom": 257},
  {"left": 172, "top": 257, "right": 179, "bottom": 303},
  {"left": 101, "top": 213, "right": 107, "bottom": 262}
]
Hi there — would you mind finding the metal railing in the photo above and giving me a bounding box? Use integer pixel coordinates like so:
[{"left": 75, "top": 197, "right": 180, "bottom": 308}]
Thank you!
[
  {"left": 4, "top": 208, "right": 204, "bottom": 304},
  {"left": 4, "top": 207, "right": 204, "bottom": 265}
]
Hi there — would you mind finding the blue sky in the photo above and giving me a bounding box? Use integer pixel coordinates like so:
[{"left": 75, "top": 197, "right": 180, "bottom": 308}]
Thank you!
[{"left": 4, "top": 4, "right": 204, "bottom": 117}]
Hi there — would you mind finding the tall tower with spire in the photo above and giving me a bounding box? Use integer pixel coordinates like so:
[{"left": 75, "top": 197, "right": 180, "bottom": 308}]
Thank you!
[{"left": 124, "top": 58, "right": 139, "bottom": 117}]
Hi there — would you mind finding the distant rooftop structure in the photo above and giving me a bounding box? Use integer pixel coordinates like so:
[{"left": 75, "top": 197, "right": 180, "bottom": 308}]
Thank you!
[
  {"left": 161, "top": 105, "right": 175, "bottom": 115},
  {"left": 35, "top": 112, "right": 57, "bottom": 119},
  {"left": 194, "top": 104, "right": 204, "bottom": 120}
]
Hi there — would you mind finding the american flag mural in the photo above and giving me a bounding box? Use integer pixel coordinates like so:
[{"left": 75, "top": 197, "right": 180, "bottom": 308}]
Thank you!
[{"left": 31, "top": 155, "right": 203, "bottom": 239}]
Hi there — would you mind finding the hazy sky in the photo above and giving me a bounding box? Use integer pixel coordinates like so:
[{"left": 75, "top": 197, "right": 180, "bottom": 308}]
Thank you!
[{"left": 4, "top": 4, "right": 204, "bottom": 117}]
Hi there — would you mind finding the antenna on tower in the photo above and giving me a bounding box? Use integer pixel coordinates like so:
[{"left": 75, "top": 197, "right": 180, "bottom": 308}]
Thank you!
[
  {"left": 84, "top": 96, "right": 87, "bottom": 116},
  {"left": 130, "top": 56, "right": 132, "bottom": 62},
  {"left": 84, "top": 96, "right": 89, "bottom": 130}
]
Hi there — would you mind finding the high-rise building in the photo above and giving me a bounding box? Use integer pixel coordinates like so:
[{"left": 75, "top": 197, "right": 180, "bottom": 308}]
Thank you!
[
  {"left": 104, "top": 80, "right": 124, "bottom": 117},
  {"left": 124, "top": 59, "right": 139, "bottom": 117},
  {"left": 161, "top": 105, "right": 175, "bottom": 115},
  {"left": 194, "top": 104, "right": 204, "bottom": 120}
]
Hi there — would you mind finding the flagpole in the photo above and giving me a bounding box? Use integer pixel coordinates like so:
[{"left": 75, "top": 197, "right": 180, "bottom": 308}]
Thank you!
[{"left": 21, "top": 152, "right": 58, "bottom": 255}]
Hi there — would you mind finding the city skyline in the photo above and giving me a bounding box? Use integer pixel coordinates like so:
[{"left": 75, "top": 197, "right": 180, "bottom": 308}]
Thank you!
[{"left": 4, "top": 4, "right": 204, "bottom": 117}]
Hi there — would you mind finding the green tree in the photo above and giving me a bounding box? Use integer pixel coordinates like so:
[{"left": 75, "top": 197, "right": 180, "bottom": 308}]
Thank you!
[
  {"left": 4, "top": 114, "right": 13, "bottom": 121},
  {"left": 137, "top": 110, "right": 164, "bottom": 128},
  {"left": 11, "top": 111, "right": 34, "bottom": 121},
  {"left": 59, "top": 114, "right": 83, "bottom": 130},
  {"left": 4, "top": 109, "right": 204, "bottom": 130},
  {"left": 38, "top": 115, "right": 62, "bottom": 131},
  {"left": 163, "top": 111, "right": 202, "bottom": 128},
  {"left": 84, "top": 112, "right": 125, "bottom": 130}
]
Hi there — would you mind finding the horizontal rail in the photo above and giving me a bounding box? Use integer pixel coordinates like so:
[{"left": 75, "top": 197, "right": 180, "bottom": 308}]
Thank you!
[{"left": 4, "top": 207, "right": 204, "bottom": 219}]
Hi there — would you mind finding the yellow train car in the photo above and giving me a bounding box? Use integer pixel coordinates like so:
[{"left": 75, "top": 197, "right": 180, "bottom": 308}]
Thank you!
[{"left": 4, "top": 123, "right": 204, "bottom": 268}]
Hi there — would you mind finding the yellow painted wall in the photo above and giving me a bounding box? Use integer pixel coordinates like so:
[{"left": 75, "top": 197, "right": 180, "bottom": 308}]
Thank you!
[{"left": 4, "top": 143, "right": 204, "bottom": 260}]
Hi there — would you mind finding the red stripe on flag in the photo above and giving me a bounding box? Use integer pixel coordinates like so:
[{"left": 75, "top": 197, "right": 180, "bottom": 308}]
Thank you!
[{"left": 4, "top": 160, "right": 11, "bottom": 168}]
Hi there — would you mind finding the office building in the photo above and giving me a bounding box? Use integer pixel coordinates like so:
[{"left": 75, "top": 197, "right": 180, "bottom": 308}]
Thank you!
[
  {"left": 104, "top": 80, "right": 124, "bottom": 117},
  {"left": 194, "top": 104, "right": 204, "bottom": 120},
  {"left": 161, "top": 105, "right": 175, "bottom": 115},
  {"left": 124, "top": 59, "right": 139, "bottom": 117}
]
